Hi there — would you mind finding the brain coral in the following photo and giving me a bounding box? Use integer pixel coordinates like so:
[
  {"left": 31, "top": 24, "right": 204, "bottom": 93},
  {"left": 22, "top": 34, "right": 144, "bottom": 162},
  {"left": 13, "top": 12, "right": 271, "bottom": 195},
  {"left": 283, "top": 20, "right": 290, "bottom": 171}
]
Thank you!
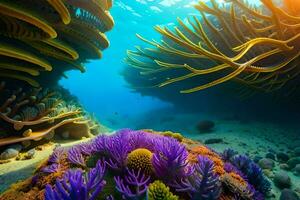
[
  {"left": 126, "top": 148, "right": 154, "bottom": 175},
  {"left": 0, "top": 0, "right": 114, "bottom": 86}
]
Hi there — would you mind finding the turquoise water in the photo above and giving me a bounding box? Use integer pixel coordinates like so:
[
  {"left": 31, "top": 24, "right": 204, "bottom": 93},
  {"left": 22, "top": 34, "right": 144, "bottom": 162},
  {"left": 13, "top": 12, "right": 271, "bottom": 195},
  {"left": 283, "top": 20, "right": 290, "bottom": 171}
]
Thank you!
[
  {"left": 60, "top": 0, "right": 203, "bottom": 128},
  {"left": 60, "top": 0, "right": 281, "bottom": 129}
]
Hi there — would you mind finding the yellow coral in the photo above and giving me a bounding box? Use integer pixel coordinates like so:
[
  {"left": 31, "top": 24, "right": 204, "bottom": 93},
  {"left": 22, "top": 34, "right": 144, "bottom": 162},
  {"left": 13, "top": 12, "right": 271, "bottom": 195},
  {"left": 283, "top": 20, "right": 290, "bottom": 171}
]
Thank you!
[
  {"left": 126, "top": 148, "right": 153, "bottom": 174},
  {"left": 161, "top": 131, "right": 184, "bottom": 142},
  {"left": 126, "top": 0, "right": 300, "bottom": 95},
  {"left": 0, "top": 0, "right": 114, "bottom": 86},
  {"left": 147, "top": 180, "right": 179, "bottom": 200}
]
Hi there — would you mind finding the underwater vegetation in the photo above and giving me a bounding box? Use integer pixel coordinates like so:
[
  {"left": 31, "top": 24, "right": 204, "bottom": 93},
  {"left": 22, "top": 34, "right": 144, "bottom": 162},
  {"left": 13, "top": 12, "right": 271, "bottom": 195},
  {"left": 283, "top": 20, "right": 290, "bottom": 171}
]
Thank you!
[
  {"left": 0, "top": 0, "right": 114, "bottom": 86},
  {"left": 124, "top": 0, "right": 300, "bottom": 99},
  {"left": 0, "top": 80, "right": 100, "bottom": 159},
  {"left": 0, "top": 129, "right": 271, "bottom": 200},
  {"left": 0, "top": 0, "right": 114, "bottom": 160}
]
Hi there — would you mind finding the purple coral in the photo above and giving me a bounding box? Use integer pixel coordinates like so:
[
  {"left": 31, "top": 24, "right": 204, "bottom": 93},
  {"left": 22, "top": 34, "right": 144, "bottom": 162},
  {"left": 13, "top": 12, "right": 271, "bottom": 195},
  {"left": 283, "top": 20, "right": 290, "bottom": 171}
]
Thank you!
[
  {"left": 221, "top": 148, "right": 238, "bottom": 162},
  {"left": 77, "top": 143, "right": 95, "bottom": 156},
  {"left": 114, "top": 168, "right": 150, "bottom": 199},
  {"left": 224, "top": 162, "right": 247, "bottom": 180},
  {"left": 152, "top": 137, "right": 188, "bottom": 181},
  {"left": 105, "top": 131, "right": 131, "bottom": 170},
  {"left": 48, "top": 147, "right": 65, "bottom": 164},
  {"left": 68, "top": 146, "right": 86, "bottom": 167},
  {"left": 45, "top": 160, "right": 106, "bottom": 200},
  {"left": 42, "top": 163, "right": 60, "bottom": 173},
  {"left": 232, "top": 155, "right": 271, "bottom": 195},
  {"left": 91, "top": 134, "right": 111, "bottom": 153},
  {"left": 174, "top": 156, "right": 221, "bottom": 200}
]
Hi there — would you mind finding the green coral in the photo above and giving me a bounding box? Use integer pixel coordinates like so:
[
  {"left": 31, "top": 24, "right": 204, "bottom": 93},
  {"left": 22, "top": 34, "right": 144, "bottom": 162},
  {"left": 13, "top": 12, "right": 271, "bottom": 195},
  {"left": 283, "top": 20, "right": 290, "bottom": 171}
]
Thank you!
[
  {"left": 161, "top": 131, "right": 184, "bottom": 142},
  {"left": 147, "top": 180, "right": 179, "bottom": 200}
]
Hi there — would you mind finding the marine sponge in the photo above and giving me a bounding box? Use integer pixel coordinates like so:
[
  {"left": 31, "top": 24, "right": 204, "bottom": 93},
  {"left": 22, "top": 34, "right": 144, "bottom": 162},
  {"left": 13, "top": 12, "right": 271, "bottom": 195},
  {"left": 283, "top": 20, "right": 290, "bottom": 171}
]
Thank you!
[
  {"left": 126, "top": 148, "right": 153, "bottom": 175},
  {"left": 147, "top": 180, "right": 179, "bottom": 200}
]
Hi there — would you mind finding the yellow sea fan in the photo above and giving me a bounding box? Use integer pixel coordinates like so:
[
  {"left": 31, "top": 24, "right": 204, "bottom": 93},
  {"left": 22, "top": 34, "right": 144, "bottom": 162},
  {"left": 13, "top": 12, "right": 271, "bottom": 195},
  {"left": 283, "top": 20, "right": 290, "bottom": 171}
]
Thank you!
[{"left": 126, "top": 0, "right": 300, "bottom": 95}]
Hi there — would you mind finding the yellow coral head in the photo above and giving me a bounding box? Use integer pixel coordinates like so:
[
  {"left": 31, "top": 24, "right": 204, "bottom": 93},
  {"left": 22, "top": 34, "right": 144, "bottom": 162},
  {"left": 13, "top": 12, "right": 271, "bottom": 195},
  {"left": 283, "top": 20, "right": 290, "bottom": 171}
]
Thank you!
[
  {"left": 147, "top": 180, "right": 179, "bottom": 200},
  {"left": 283, "top": 0, "right": 300, "bottom": 16},
  {"left": 126, "top": 148, "right": 153, "bottom": 175}
]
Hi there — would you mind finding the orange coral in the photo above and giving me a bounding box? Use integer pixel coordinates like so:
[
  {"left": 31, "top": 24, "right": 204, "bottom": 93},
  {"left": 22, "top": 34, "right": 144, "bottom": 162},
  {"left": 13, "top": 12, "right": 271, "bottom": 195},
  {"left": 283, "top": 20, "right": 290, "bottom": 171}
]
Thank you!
[
  {"left": 188, "top": 145, "right": 225, "bottom": 175},
  {"left": 227, "top": 172, "right": 247, "bottom": 186}
]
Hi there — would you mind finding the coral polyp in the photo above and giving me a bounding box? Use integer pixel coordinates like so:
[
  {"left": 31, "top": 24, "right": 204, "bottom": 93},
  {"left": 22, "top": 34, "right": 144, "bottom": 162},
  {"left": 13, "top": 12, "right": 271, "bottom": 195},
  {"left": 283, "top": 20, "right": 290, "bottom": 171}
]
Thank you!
[
  {"left": 0, "top": 129, "right": 271, "bottom": 200},
  {"left": 125, "top": 0, "right": 300, "bottom": 96}
]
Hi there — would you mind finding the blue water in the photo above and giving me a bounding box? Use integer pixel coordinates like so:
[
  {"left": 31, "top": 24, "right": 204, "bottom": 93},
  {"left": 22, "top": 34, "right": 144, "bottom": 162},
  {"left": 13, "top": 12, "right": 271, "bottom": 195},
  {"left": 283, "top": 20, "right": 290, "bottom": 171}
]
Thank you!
[{"left": 59, "top": 0, "right": 262, "bottom": 129}]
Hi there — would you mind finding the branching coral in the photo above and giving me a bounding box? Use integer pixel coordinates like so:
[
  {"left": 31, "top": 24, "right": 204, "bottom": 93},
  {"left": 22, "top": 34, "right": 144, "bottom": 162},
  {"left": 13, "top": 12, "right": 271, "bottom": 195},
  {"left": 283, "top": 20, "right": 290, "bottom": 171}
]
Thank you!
[
  {"left": 45, "top": 160, "right": 106, "bottom": 200},
  {"left": 0, "top": 0, "right": 114, "bottom": 86},
  {"left": 152, "top": 137, "right": 188, "bottom": 181},
  {"left": 173, "top": 156, "right": 221, "bottom": 200},
  {"left": 125, "top": 0, "right": 300, "bottom": 97},
  {"left": 0, "top": 129, "right": 271, "bottom": 200},
  {"left": 114, "top": 168, "right": 151, "bottom": 199},
  {"left": 0, "top": 81, "right": 94, "bottom": 149}
]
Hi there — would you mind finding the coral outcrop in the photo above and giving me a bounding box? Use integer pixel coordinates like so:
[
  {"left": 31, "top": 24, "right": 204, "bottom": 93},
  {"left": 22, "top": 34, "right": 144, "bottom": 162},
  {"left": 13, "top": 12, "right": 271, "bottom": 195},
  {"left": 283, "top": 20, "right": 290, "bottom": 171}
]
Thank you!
[
  {"left": 0, "top": 81, "right": 99, "bottom": 151},
  {"left": 0, "top": 129, "right": 271, "bottom": 200},
  {"left": 124, "top": 0, "right": 300, "bottom": 98},
  {"left": 0, "top": 0, "right": 114, "bottom": 86}
]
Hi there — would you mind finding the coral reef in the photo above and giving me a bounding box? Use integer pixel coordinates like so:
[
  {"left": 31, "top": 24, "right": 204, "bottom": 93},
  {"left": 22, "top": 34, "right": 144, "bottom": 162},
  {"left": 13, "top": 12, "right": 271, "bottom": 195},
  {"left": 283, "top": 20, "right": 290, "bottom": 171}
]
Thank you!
[
  {"left": 124, "top": 0, "right": 300, "bottom": 99},
  {"left": 0, "top": 81, "right": 99, "bottom": 155},
  {"left": 0, "top": 129, "right": 271, "bottom": 200},
  {"left": 0, "top": 0, "right": 114, "bottom": 86}
]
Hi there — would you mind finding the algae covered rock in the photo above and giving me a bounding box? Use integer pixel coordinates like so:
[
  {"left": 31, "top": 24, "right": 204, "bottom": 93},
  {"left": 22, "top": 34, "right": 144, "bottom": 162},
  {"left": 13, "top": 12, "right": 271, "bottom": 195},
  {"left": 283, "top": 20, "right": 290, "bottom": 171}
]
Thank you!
[
  {"left": 196, "top": 120, "right": 215, "bottom": 133},
  {"left": 287, "top": 157, "right": 300, "bottom": 169},
  {"left": 280, "top": 189, "right": 300, "bottom": 200},
  {"left": 0, "top": 148, "right": 19, "bottom": 160},
  {"left": 258, "top": 158, "right": 275, "bottom": 170},
  {"left": 274, "top": 171, "right": 292, "bottom": 189}
]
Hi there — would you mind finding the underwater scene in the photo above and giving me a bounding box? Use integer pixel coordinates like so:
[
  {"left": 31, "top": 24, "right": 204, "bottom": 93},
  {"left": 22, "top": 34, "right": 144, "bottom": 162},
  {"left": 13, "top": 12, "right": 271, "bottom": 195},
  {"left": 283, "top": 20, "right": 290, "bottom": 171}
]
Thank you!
[{"left": 0, "top": 0, "right": 300, "bottom": 199}]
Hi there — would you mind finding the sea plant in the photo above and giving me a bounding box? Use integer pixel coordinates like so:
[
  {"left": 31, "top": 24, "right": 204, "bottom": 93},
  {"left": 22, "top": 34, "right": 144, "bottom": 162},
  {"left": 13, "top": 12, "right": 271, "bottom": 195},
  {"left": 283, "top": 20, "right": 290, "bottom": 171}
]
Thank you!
[
  {"left": 45, "top": 160, "right": 106, "bottom": 200},
  {"left": 114, "top": 168, "right": 151, "bottom": 199},
  {"left": 152, "top": 137, "right": 188, "bottom": 181},
  {"left": 174, "top": 156, "right": 221, "bottom": 200},
  {"left": 125, "top": 0, "right": 300, "bottom": 99}
]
